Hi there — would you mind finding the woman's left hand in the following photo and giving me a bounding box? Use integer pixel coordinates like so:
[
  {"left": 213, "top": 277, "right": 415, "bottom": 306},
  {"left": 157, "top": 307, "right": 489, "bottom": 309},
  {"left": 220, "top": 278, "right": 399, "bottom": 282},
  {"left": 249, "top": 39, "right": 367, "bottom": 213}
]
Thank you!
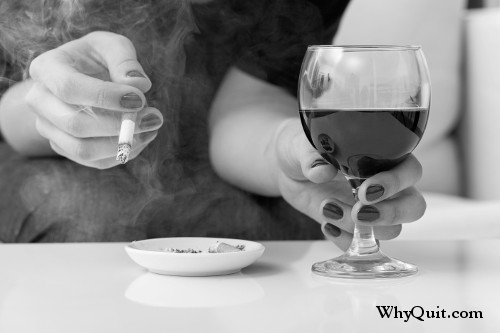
[{"left": 273, "top": 119, "right": 426, "bottom": 250}]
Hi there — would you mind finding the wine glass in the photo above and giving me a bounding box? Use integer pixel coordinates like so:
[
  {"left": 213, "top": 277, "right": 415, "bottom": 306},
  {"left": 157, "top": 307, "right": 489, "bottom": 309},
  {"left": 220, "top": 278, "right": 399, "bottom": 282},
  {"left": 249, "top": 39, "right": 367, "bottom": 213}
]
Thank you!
[{"left": 298, "top": 45, "right": 431, "bottom": 278}]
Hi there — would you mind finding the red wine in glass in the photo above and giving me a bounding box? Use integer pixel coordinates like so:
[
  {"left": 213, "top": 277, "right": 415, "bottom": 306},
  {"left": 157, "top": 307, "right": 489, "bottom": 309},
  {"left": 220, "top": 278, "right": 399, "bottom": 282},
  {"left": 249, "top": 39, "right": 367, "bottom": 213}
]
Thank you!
[{"left": 299, "top": 108, "right": 429, "bottom": 188}]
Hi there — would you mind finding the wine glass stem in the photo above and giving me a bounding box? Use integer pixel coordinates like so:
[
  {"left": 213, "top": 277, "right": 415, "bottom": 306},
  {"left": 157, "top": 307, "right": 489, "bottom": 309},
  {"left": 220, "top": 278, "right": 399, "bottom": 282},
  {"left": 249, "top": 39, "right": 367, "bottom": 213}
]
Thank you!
[
  {"left": 348, "top": 223, "right": 379, "bottom": 256},
  {"left": 347, "top": 186, "right": 380, "bottom": 256}
]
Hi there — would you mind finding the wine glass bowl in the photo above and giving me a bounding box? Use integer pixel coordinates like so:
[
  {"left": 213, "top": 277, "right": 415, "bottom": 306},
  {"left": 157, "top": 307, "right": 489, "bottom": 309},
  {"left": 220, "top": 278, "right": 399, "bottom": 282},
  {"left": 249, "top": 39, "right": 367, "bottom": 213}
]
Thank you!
[{"left": 298, "top": 45, "right": 431, "bottom": 278}]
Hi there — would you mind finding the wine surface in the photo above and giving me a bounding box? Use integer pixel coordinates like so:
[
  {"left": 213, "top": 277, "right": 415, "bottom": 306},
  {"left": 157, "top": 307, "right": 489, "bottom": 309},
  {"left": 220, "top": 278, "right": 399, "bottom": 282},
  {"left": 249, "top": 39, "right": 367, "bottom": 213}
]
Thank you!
[{"left": 299, "top": 108, "right": 429, "bottom": 180}]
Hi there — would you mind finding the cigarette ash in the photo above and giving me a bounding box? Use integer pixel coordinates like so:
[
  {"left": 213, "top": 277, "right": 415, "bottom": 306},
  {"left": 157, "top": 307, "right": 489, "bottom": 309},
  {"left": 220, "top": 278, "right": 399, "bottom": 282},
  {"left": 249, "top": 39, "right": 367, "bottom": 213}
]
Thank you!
[
  {"left": 116, "top": 143, "right": 132, "bottom": 164},
  {"left": 162, "top": 241, "right": 246, "bottom": 253}
]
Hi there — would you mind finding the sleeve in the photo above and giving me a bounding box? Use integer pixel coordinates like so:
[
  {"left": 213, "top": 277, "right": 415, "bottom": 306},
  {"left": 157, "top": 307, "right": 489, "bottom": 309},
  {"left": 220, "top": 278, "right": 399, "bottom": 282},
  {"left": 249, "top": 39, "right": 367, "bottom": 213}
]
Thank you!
[{"left": 236, "top": 0, "right": 350, "bottom": 96}]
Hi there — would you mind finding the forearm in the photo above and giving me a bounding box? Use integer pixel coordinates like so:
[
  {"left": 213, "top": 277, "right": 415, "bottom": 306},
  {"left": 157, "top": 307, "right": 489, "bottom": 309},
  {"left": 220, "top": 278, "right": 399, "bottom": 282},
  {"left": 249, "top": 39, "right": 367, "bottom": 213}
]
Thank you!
[
  {"left": 0, "top": 80, "right": 53, "bottom": 156},
  {"left": 209, "top": 67, "right": 303, "bottom": 196}
]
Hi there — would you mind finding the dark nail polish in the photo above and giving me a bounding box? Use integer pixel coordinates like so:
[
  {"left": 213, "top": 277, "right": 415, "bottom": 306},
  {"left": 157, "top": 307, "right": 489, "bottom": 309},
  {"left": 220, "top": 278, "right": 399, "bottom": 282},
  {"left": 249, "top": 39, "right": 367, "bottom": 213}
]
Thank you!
[
  {"left": 120, "top": 93, "right": 143, "bottom": 109},
  {"left": 126, "top": 71, "right": 146, "bottom": 78},
  {"left": 324, "top": 223, "right": 341, "bottom": 237},
  {"left": 366, "top": 185, "right": 385, "bottom": 201},
  {"left": 323, "top": 203, "right": 343, "bottom": 220},
  {"left": 311, "top": 159, "right": 329, "bottom": 168},
  {"left": 140, "top": 114, "right": 161, "bottom": 130},
  {"left": 357, "top": 205, "right": 380, "bottom": 222},
  {"left": 138, "top": 131, "right": 157, "bottom": 141}
]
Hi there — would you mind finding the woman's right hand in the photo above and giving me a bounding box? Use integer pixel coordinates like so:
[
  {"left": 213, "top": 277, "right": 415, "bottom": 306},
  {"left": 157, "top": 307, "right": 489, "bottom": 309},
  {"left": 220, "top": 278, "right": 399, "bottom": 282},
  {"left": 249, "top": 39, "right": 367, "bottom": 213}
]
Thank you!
[{"left": 26, "top": 31, "right": 163, "bottom": 169}]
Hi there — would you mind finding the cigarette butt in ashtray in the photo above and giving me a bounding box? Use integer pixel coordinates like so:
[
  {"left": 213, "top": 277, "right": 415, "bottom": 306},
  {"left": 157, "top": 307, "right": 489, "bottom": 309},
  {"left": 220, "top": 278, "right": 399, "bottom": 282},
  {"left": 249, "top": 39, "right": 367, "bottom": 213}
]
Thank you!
[{"left": 209, "top": 242, "right": 243, "bottom": 253}]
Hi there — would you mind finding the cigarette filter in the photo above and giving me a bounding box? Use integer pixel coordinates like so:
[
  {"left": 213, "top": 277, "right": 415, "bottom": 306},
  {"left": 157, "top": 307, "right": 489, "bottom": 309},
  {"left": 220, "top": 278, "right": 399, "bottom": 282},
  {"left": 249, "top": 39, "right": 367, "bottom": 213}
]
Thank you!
[{"left": 208, "top": 242, "right": 243, "bottom": 253}]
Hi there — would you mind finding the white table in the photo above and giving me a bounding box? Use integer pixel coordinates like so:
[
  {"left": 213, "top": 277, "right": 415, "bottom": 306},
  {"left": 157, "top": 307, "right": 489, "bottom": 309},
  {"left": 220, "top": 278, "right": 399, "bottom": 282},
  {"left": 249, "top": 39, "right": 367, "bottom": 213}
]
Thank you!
[{"left": 1, "top": 240, "right": 499, "bottom": 333}]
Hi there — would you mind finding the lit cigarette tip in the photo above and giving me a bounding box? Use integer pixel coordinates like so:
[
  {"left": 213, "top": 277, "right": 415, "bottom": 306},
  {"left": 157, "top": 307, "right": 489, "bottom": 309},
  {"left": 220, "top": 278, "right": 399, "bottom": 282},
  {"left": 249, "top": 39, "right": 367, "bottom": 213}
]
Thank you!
[{"left": 116, "top": 143, "right": 131, "bottom": 164}]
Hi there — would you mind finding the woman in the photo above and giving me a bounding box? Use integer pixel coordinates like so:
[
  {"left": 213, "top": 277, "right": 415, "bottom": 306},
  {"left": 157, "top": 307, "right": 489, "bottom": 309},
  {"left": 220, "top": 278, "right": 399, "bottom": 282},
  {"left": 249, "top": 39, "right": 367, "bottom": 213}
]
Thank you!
[{"left": 0, "top": 0, "right": 425, "bottom": 248}]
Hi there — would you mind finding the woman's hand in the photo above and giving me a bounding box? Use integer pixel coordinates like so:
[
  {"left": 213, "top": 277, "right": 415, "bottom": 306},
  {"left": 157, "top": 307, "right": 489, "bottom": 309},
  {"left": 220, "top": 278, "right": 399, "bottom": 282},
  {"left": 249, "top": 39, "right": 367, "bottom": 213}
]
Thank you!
[
  {"left": 26, "top": 31, "right": 163, "bottom": 168},
  {"left": 208, "top": 67, "right": 426, "bottom": 249},
  {"left": 274, "top": 119, "right": 426, "bottom": 250}
]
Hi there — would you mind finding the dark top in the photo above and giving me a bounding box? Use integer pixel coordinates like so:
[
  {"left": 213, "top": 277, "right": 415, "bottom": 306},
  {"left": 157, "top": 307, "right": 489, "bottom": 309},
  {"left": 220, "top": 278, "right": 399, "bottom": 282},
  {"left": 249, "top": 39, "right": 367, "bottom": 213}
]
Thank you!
[
  {"left": 0, "top": 0, "right": 349, "bottom": 242},
  {"left": 194, "top": 0, "right": 349, "bottom": 95}
]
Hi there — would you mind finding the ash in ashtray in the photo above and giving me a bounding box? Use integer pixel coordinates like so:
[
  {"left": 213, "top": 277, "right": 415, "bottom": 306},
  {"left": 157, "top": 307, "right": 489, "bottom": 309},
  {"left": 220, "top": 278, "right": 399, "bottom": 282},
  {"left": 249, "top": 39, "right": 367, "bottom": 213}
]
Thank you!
[
  {"left": 163, "top": 248, "right": 203, "bottom": 253},
  {"left": 162, "top": 241, "right": 246, "bottom": 254}
]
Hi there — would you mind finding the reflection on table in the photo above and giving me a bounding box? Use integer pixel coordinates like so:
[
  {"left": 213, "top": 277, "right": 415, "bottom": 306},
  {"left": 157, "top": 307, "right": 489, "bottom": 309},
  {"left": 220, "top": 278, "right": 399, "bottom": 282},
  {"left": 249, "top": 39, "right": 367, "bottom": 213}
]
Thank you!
[
  {"left": 125, "top": 272, "right": 265, "bottom": 308},
  {"left": 0, "top": 240, "right": 499, "bottom": 333}
]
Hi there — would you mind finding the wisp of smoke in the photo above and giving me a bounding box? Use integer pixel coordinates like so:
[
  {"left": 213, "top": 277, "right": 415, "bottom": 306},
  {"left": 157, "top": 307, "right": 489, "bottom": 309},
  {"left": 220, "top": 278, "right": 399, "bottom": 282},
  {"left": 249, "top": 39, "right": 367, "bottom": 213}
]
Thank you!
[
  {"left": 0, "top": 0, "right": 333, "bottom": 240},
  {"left": 0, "top": 0, "right": 200, "bottom": 228}
]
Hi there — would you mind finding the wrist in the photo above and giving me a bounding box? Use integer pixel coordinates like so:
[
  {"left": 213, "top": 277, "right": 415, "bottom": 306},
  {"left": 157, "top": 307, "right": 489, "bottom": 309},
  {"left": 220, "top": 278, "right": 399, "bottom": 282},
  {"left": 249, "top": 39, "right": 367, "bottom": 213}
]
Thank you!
[{"left": 0, "top": 80, "right": 52, "bottom": 156}]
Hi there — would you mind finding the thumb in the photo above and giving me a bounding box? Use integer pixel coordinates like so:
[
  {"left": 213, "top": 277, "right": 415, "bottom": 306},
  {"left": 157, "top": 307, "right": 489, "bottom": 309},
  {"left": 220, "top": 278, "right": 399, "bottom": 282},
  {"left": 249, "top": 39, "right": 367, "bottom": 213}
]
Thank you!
[
  {"left": 276, "top": 119, "right": 338, "bottom": 183},
  {"left": 82, "top": 31, "right": 152, "bottom": 93}
]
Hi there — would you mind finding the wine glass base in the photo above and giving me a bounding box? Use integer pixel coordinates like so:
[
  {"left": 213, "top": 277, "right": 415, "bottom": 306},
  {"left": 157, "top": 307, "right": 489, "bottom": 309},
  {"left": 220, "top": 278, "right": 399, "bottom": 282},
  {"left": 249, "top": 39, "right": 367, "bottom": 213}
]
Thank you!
[{"left": 312, "top": 251, "right": 417, "bottom": 279}]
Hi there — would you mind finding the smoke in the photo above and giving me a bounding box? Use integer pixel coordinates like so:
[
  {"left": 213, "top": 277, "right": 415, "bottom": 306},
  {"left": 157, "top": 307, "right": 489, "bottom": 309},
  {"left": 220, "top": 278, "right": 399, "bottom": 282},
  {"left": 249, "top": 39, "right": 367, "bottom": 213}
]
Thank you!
[
  {"left": 0, "top": 0, "right": 201, "bottom": 231},
  {"left": 0, "top": 0, "right": 335, "bottom": 241}
]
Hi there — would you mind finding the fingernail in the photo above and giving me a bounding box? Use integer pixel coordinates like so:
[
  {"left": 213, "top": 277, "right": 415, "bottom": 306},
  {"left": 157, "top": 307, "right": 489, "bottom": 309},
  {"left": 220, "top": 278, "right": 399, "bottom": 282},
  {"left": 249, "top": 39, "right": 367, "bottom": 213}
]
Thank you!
[
  {"left": 357, "top": 205, "right": 380, "bottom": 222},
  {"left": 323, "top": 223, "right": 341, "bottom": 237},
  {"left": 138, "top": 131, "right": 157, "bottom": 141},
  {"left": 126, "top": 71, "right": 146, "bottom": 78},
  {"left": 366, "top": 184, "right": 385, "bottom": 201},
  {"left": 323, "top": 202, "right": 343, "bottom": 220},
  {"left": 311, "top": 159, "right": 329, "bottom": 168},
  {"left": 139, "top": 113, "right": 162, "bottom": 130},
  {"left": 120, "top": 93, "right": 143, "bottom": 109}
]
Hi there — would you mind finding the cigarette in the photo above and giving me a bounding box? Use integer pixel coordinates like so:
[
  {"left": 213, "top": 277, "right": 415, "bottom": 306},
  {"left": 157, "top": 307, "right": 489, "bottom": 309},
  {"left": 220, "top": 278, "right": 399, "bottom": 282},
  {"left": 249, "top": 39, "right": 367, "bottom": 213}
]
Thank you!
[
  {"left": 208, "top": 242, "right": 243, "bottom": 253},
  {"left": 116, "top": 112, "right": 137, "bottom": 164}
]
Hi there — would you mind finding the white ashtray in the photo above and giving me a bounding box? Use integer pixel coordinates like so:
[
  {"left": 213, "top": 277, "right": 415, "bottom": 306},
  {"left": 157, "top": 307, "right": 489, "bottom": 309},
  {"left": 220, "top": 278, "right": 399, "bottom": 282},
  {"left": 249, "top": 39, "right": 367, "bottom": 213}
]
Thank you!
[{"left": 125, "top": 237, "right": 265, "bottom": 277}]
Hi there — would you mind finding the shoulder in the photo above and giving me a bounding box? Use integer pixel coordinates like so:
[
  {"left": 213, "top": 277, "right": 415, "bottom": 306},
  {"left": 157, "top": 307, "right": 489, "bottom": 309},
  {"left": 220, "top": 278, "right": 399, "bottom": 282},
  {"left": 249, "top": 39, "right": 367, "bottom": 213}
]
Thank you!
[{"left": 235, "top": 0, "right": 351, "bottom": 95}]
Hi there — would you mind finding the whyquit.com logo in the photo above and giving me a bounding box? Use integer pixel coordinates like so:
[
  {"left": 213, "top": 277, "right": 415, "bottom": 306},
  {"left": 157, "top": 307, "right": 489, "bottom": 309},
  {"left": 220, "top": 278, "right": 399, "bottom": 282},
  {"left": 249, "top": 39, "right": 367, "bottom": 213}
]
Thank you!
[{"left": 376, "top": 305, "right": 483, "bottom": 322}]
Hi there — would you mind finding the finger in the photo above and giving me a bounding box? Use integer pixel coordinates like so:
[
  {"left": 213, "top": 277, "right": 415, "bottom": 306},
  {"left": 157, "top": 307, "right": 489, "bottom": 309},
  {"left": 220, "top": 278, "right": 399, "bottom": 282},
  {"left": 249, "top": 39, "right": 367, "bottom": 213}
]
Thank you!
[
  {"left": 320, "top": 198, "right": 354, "bottom": 234},
  {"left": 278, "top": 123, "right": 338, "bottom": 182},
  {"left": 135, "top": 108, "right": 164, "bottom": 134},
  {"left": 322, "top": 222, "right": 353, "bottom": 252},
  {"left": 37, "top": 116, "right": 158, "bottom": 162},
  {"left": 27, "top": 83, "right": 162, "bottom": 137},
  {"left": 80, "top": 32, "right": 152, "bottom": 92},
  {"left": 279, "top": 171, "right": 354, "bottom": 225},
  {"left": 301, "top": 152, "right": 338, "bottom": 184},
  {"left": 295, "top": 134, "right": 337, "bottom": 183},
  {"left": 50, "top": 135, "right": 153, "bottom": 170},
  {"left": 30, "top": 49, "right": 146, "bottom": 112},
  {"left": 357, "top": 154, "right": 423, "bottom": 205},
  {"left": 49, "top": 132, "right": 156, "bottom": 169},
  {"left": 353, "top": 187, "right": 426, "bottom": 227}
]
